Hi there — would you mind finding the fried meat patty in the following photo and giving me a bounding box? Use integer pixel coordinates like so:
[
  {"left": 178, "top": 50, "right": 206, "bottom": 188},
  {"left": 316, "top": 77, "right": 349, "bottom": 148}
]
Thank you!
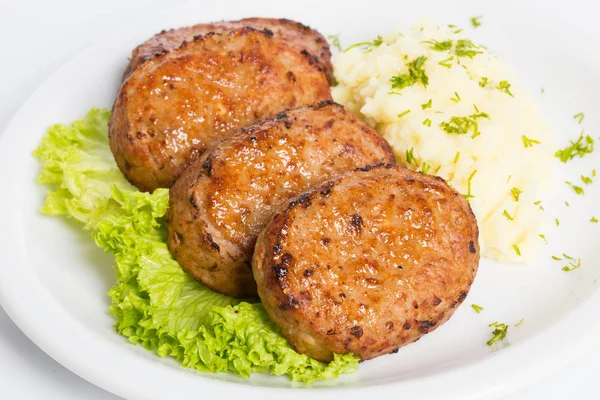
[
  {"left": 252, "top": 164, "right": 480, "bottom": 362},
  {"left": 166, "top": 101, "right": 394, "bottom": 297},
  {"left": 124, "top": 17, "right": 334, "bottom": 84},
  {"left": 109, "top": 28, "right": 331, "bottom": 192}
]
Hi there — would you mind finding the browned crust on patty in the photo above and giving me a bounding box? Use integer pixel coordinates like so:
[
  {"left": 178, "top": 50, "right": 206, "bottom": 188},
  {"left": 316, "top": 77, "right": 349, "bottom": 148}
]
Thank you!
[
  {"left": 166, "top": 101, "right": 394, "bottom": 297},
  {"left": 252, "top": 164, "right": 480, "bottom": 362},
  {"left": 124, "top": 17, "right": 334, "bottom": 84},
  {"left": 109, "top": 27, "right": 331, "bottom": 192}
]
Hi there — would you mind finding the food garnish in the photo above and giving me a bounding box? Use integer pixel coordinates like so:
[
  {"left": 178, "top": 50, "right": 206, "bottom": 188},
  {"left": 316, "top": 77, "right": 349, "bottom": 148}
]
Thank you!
[
  {"left": 345, "top": 35, "right": 384, "bottom": 52},
  {"left": 438, "top": 56, "right": 454, "bottom": 68},
  {"left": 510, "top": 187, "right": 522, "bottom": 201},
  {"left": 471, "top": 304, "right": 484, "bottom": 313},
  {"left": 502, "top": 210, "right": 514, "bottom": 221},
  {"left": 555, "top": 131, "right": 594, "bottom": 162},
  {"left": 423, "top": 39, "right": 453, "bottom": 51},
  {"left": 487, "top": 322, "right": 509, "bottom": 346},
  {"left": 390, "top": 56, "right": 429, "bottom": 91},
  {"left": 405, "top": 147, "right": 417, "bottom": 165},
  {"left": 464, "top": 170, "right": 477, "bottom": 199},
  {"left": 397, "top": 109, "right": 411, "bottom": 118},
  {"left": 512, "top": 244, "right": 521, "bottom": 256},
  {"left": 581, "top": 174, "right": 593, "bottom": 185},
  {"left": 440, "top": 111, "right": 490, "bottom": 137},
  {"left": 455, "top": 39, "right": 483, "bottom": 58},
  {"left": 496, "top": 80, "right": 514, "bottom": 97},
  {"left": 534, "top": 200, "right": 544, "bottom": 210},
  {"left": 470, "top": 16, "right": 483, "bottom": 28},
  {"left": 447, "top": 24, "right": 463, "bottom": 34},
  {"left": 565, "top": 181, "right": 584, "bottom": 195},
  {"left": 560, "top": 254, "right": 581, "bottom": 272},
  {"left": 487, "top": 319, "right": 524, "bottom": 346},
  {"left": 327, "top": 34, "right": 342, "bottom": 51},
  {"left": 423, "top": 38, "right": 483, "bottom": 59},
  {"left": 522, "top": 135, "right": 541, "bottom": 148},
  {"left": 573, "top": 112, "right": 585, "bottom": 124}
]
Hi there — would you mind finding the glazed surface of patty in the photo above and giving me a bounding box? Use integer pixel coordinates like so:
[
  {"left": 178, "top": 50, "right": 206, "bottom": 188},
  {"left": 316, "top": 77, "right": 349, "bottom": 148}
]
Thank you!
[
  {"left": 166, "top": 101, "right": 395, "bottom": 297},
  {"left": 110, "top": 28, "right": 331, "bottom": 192},
  {"left": 252, "top": 164, "right": 480, "bottom": 362},
  {"left": 124, "top": 17, "right": 334, "bottom": 84}
]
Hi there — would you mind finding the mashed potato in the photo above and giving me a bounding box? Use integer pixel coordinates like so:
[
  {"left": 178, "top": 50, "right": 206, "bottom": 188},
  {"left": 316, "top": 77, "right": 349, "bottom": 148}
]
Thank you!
[{"left": 332, "top": 21, "right": 554, "bottom": 262}]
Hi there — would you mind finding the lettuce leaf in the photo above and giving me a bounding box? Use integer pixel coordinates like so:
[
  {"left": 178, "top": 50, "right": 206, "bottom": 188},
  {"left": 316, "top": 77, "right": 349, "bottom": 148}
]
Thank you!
[{"left": 34, "top": 108, "right": 359, "bottom": 383}]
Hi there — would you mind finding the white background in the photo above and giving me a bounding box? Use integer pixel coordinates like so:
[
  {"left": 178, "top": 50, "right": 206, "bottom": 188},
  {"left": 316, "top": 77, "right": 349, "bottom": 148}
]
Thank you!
[{"left": 0, "top": 0, "right": 597, "bottom": 398}]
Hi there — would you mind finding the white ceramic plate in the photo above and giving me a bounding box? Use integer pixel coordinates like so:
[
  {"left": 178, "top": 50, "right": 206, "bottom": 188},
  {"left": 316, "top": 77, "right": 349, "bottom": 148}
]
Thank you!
[{"left": 1, "top": 0, "right": 599, "bottom": 399}]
